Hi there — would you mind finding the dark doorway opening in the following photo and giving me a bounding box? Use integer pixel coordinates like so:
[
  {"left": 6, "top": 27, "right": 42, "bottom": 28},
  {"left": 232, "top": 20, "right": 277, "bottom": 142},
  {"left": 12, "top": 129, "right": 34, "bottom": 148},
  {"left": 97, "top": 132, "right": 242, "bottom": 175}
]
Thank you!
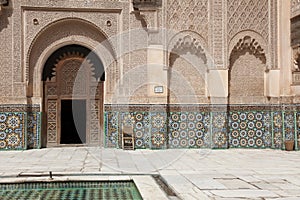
[{"left": 61, "top": 100, "right": 86, "bottom": 144}]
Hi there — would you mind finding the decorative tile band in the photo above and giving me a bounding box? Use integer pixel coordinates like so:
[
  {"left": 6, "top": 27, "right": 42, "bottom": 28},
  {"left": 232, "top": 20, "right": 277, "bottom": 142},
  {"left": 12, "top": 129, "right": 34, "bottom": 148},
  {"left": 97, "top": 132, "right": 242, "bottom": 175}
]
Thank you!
[
  {"left": 104, "top": 104, "right": 300, "bottom": 150},
  {"left": 0, "top": 112, "right": 27, "bottom": 150},
  {"left": 0, "top": 104, "right": 300, "bottom": 151},
  {"left": 27, "top": 112, "right": 42, "bottom": 149},
  {"left": 0, "top": 105, "right": 41, "bottom": 150},
  {"left": 229, "top": 111, "right": 272, "bottom": 148}
]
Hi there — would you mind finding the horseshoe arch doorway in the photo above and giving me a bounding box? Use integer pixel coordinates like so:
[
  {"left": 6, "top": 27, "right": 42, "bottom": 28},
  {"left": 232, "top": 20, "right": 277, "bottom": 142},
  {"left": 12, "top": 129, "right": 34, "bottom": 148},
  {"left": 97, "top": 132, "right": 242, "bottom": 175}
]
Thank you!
[{"left": 42, "top": 45, "right": 105, "bottom": 147}]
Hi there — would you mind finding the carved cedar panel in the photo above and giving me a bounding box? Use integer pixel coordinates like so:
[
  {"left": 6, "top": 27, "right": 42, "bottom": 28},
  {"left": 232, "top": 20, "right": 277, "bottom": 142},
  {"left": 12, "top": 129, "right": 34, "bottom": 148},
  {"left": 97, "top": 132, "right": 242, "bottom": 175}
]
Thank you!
[
  {"left": 47, "top": 100, "right": 57, "bottom": 143},
  {"left": 60, "top": 59, "right": 87, "bottom": 96},
  {"left": 90, "top": 99, "right": 101, "bottom": 144}
]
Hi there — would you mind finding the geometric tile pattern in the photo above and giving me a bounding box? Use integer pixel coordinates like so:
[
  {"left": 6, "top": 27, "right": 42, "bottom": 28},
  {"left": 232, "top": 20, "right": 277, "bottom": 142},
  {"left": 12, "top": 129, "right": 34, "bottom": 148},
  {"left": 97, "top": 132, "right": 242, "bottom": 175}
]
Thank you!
[
  {"left": 27, "top": 112, "right": 41, "bottom": 149},
  {"left": 105, "top": 106, "right": 300, "bottom": 151},
  {"left": 168, "top": 112, "right": 211, "bottom": 149},
  {"left": 119, "top": 112, "right": 167, "bottom": 149},
  {"left": 105, "top": 111, "right": 168, "bottom": 149},
  {"left": 283, "top": 111, "right": 295, "bottom": 141},
  {"left": 132, "top": 112, "right": 151, "bottom": 149},
  {"left": 296, "top": 112, "right": 300, "bottom": 149},
  {"left": 272, "top": 111, "right": 283, "bottom": 149},
  {"left": 0, "top": 112, "right": 27, "bottom": 150},
  {"left": 229, "top": 111, "right": 272, "bottom": 148},
  {"left": 211, "top": 112, "right": 228, "bottom": 149},
  {"left": 105, "top": 111, "right": 119, "bottom": 148},
  {"left": 149, "top": 112, "right": 167, "bottom": 149},
  {"left": 0, "top": 181, "right": 142, "bottom": 200},
  {"left": 2, "top": 104, "right": 300, "bottom": 151}
]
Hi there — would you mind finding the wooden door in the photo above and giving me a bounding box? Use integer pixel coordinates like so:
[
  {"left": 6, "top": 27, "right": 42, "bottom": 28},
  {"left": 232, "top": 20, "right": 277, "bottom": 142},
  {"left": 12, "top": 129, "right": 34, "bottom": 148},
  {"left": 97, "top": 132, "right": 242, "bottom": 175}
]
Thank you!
[{"left": 44, "top": 53, "right": 103, "bottom": 147}]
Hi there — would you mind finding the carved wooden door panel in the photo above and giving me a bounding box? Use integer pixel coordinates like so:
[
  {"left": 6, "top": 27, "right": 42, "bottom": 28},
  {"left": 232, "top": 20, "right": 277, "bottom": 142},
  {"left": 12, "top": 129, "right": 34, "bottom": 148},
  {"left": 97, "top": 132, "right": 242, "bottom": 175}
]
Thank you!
[{"left": 45, "top": 53, "right": 103, "bottom": 147}]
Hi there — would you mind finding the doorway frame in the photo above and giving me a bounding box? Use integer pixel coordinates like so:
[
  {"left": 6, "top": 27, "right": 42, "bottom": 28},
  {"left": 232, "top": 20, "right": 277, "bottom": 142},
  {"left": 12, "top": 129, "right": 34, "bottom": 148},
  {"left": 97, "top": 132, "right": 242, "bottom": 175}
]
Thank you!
[{"left": 43, "top": 46, "right": 105, "bottom": 148}]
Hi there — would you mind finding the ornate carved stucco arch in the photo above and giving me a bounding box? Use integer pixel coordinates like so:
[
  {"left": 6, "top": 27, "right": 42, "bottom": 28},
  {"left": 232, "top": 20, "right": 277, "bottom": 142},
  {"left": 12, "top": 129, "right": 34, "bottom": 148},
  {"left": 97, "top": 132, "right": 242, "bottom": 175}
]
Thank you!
[
  {"left": 168, "top": 31, "right": 208, "bottom": 57},
  {"left": 167, "top": 31, "right": 210, "bottom": 101},
  {"left": 27, "top": 18, "right": 117, "bottom": 104},
  {"left": 228, "top": 30, "right": 269, "bottom": 69},
  {"left": 228, "top": 30, "right": 268, "bottom": 104},
  {"left": 167, "top": 30, "right": 210, "bottom": 69}
]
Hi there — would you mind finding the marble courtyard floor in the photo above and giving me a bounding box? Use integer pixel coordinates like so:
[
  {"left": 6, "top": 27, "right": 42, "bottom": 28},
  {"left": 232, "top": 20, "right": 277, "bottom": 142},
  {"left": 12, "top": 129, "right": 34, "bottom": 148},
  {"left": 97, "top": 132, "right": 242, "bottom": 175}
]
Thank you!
[{"left": 0, "top": 148, "right": 300, "bottom": 199}]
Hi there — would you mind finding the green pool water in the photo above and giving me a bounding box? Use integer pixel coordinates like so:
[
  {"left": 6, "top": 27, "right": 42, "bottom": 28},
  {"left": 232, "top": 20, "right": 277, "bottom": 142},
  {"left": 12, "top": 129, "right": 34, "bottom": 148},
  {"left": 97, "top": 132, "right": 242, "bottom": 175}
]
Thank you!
[{"left": 0, "top": 181, "right": 143, "bottom": 200}]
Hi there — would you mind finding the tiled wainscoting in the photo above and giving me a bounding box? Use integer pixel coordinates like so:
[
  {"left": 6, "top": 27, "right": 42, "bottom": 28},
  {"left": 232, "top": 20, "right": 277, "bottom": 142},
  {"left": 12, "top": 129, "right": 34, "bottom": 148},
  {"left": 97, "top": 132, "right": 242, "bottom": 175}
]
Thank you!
[
  {"left": 0, "top": 105, "right": 41, "bottom": 150},
  {"left": 105, "top": 105, "right": 300, "bottom": 150},
  {"left": 0, "top": 104, "right": 299, "bottom": 151}
]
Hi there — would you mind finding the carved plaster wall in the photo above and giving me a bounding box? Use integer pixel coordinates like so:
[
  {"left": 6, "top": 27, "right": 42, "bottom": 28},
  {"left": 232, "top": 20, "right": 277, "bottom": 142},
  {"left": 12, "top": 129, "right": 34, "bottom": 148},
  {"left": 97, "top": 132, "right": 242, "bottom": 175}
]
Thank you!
[
  {"left": 24, "top": 7, "right": 124, "bottom": 105},
  {"left": 0, "top": 0, "right": 284, "bottom": 105},
  {"left": 167, "top": 0, "right": 209, "bottom": 43},
  {"left": 0, "top": 7, "right": 12, "bottom": 100}
]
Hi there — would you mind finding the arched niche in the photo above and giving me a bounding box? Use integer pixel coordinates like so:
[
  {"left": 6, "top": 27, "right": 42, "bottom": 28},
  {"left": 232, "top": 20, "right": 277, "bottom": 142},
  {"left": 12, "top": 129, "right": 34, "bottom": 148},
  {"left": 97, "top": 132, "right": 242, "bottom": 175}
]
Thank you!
[
  {"left": 27, "top": 18, "right": 117, "bottom": 105},
  {"left": 167, "top": 31, "right": 209, "bottom": 103},
  {"left": 228, "top": 33, "right": 267, "bottom": 104}
]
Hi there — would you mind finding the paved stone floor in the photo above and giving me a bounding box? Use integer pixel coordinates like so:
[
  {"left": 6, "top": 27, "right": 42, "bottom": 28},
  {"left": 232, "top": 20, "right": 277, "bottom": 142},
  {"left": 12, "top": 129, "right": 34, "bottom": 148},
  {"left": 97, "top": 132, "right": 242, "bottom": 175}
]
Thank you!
[{"left": 0, "top": 148, "right": 300, "bottom": 199}]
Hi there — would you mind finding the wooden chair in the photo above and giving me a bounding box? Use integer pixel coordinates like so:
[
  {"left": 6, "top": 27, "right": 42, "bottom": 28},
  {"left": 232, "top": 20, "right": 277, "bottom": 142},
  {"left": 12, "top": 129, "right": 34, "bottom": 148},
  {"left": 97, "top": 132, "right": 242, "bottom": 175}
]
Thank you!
[{"left": 122, "top": 125, "right": 135, "bottom": 150}]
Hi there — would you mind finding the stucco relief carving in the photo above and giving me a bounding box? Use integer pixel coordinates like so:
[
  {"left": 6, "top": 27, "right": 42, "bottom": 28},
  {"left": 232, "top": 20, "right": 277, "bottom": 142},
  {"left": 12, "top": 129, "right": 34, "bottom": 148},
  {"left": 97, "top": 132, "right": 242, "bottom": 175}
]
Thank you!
[
  {"left": 0, "top": 7, "right": 12, "bottom": 99},
  {"left": 170, "top": 35, "right": 207, "bottom": 66},
  {"left": 229, "top": 53, "right": 266, "bottom": 104},
  {"left": 229, "top": 34, "right": 267, "bottom": 104},
  {"left": 169, "top": 55, "right": 207, "bottom": 102},
  {"left": 227, "top": 0, "right": 269, "bottom": 42},
  {"left": 211, "top": 0, "right": 225, "bottom": 68},
  {"left": 168, "top": 33, "right": 208, "bottom": 101},
  {"left": 141, "top": 10, "right": 158, "bottom": 30},
  {"left": 167, "top": 0, "right": 208, "bottom": 42},
  {"left": 269, "top": 0, "right": 278, "bottom": 69},
  {"left": 230, "top": 36, "right": 266, "bottom": 66},
  {"left": 168, "top": 32, "right": 208, "bottom": 55},
  {"left": 228, "top": 31, "right": 269, "bottom": 69},
  {"left": 27, "top": 18, "right": 117, "bottom": 102},
  {"left": 24, "top": 9, "right": 119, "bottom": 65},
  {"left": 292, "top": 0, "right": 300, "bottom": 17}
]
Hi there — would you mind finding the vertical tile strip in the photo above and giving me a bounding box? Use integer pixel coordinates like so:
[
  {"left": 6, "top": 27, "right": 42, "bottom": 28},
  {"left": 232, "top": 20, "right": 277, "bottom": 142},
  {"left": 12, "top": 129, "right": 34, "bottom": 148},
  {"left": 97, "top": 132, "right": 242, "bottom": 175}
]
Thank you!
[{"left": 27, "top": 112, "right": 41, "bottom": 149}]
